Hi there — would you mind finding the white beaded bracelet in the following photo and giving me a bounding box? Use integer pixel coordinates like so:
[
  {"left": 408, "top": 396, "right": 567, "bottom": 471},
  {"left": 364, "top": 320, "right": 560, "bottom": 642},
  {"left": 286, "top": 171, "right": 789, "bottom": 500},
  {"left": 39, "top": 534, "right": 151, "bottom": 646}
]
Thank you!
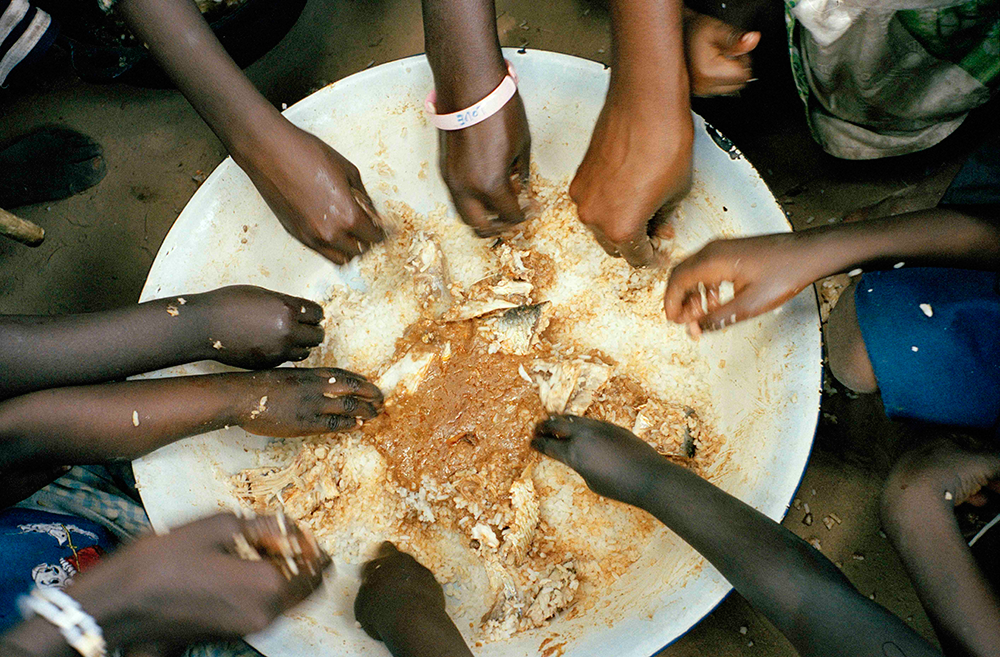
[{"left": 18, "top": 588, "right": 107, "bottom": 657}]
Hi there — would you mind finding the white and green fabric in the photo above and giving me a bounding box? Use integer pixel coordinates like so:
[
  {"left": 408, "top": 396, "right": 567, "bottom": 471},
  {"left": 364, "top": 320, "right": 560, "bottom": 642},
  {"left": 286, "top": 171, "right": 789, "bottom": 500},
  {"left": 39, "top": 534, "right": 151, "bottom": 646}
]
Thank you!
[{"left": 785, "top": 0, "right": 999, "bottom": 159}]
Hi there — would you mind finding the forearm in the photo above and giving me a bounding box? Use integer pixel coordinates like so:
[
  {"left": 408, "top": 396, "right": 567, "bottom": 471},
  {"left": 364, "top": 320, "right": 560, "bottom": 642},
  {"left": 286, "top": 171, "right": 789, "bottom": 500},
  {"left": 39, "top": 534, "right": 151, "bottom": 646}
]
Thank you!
[
  {"left": 1, "top": 617, "right": 89, "bottom": 657},
  {"left": 115, "top": 0, "right": 283, "bottom": 164},
  {"left": 0, "top": 295, "right": 218, "bottom": 400},
  {"left": 883, "top": 485, "right": 1000, "bottom": 656},
  {"left": 639, "top": 459, "right": 939, "bottom": 657},
  {"left": 0, "top": 374, "right": 252, "bottom": 469},
  {"left": 0, "top": 561, "right": 167, "bottom": 657},
  {"left": 609, "top": 0, "right": 690, "bottom": 110},
  {"left": 421, "top": 0, "right": 507, "bottom": 111},
  {"left": 796, "top": 208, "right": 1000, "bottom": 282}
]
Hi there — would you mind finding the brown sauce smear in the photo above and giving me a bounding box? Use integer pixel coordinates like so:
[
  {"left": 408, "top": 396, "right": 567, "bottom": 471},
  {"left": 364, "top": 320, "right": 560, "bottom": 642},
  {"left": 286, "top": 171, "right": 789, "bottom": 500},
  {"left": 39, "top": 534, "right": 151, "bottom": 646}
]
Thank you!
[{"left": 363, "top": 321, "right": 546, "bottom": 495}]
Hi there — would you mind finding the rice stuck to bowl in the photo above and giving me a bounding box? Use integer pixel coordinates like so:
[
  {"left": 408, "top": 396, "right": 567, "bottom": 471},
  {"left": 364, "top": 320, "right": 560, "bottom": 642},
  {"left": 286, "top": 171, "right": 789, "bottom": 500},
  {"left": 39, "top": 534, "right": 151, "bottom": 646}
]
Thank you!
[{"left": 230, "top": 176, "right": 728, "bottom": 642}]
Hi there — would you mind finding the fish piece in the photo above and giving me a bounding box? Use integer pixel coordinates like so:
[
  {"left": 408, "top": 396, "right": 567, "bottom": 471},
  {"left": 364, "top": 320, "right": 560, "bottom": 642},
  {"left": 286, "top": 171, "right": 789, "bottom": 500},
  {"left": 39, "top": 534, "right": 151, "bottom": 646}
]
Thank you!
[
  {"left": 631, "top": 400, "right": 702, "bottom": 458},
  {"left": 471, "top": 522, "right": 500, "bottom": 550},
  {"left": 443, "top": 298, "right": 522, "bottom": 322},
  {"left": 231, "top": 445, "right": 342, "bottom": 518},
  {"left": 405, "top": 231, "right": 452, "bottom": 316},
  {"left": 490, "top": 279, "right": 533, "bottom": 299},
  {"left": 481, "top": 555, "right": 525, "bottom": 635},
  {"left": 522, "top": 562, "right": 578, "bottom": 628},
  {"left": 442, "top": 274, "right": 535, "bottom": 322},
  {"left": 682, "top": 407, "right": 698, "bottom": 458},
  {"left": 501, "top": 467, "right": 539, "bottom": 566},
  {"left": 376, "top": 350, "right": 438, "bottom": 399},
  {"left": 483, "top": 302, "right": 551, "bottom": 355},
  {"left": 496, "top": 243, "right": 532, "bottom": 279},
  {"left": 471, "top": 517, "right": 526, "bottom": 637},
  {"left": 532, "top": 359, "right": 613, "bottom": 415}
]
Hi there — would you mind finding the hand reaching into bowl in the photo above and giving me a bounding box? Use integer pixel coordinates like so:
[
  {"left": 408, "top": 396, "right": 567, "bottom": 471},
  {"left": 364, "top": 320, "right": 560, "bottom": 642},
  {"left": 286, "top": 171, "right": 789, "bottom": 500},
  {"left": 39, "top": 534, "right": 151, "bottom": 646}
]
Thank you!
[
  {"left": 662, "top": 233, "right": 815, "bottom": 332},
  {"left": 238, "top": 368, "right": 384, "bottom": 437},
  {"left": 117, "top": 0, "right": 384, "bottom": 266},
  {"left": 568, "top": 0, "right": 693, "bottom": 269},
  {"left": 531, "top": 416, "right": 665, "bottom": 508},
  {"left": 355, "top": 541, "right": 473, "bottom": 657},
  {"left": 190, "top": 285, "right": 326, "bottom": 370},
  {"left": 570, "top": 84, "right": 692, "bottom": 269},
  {"left": 236, "top": 124, "right": 386, "bottom": 265},
  {"left": 423, "top": 0, "right": 532, "bottom": 239},
  {"left": 437, "top": 95, "right": 532, "bottom": 238},
  {"left": 532, "top": 415, "right": 941, "bottom": 657},
  {"left": 0, "top": 513, "right": 330, "bottom": 657},
  {"left": 663, "top": 208, "right": 1000, "bottom": 333},
  {"left": 0, "top": 286, "right": 326, "bottom": 401}
]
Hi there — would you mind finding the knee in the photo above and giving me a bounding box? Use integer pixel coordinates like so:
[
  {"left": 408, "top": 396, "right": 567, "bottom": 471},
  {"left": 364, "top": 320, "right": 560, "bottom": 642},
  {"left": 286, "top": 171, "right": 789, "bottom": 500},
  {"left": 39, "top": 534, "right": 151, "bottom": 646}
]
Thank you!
[
  {"left": 824, "top": 282, "right": 878, "bottom": 394},
  {"left": 827, "top": 334, "right": 878, "bottom": 394},
  {"left": 879, "top": 441, "right": 953, "bottom": 536}
]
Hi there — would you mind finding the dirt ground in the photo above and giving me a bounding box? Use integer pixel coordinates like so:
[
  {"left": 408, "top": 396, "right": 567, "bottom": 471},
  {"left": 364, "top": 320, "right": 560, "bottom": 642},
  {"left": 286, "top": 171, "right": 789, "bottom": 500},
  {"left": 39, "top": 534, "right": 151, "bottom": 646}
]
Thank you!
[{"left": 1, "top": 0, "right": 993, "bottom": 654}]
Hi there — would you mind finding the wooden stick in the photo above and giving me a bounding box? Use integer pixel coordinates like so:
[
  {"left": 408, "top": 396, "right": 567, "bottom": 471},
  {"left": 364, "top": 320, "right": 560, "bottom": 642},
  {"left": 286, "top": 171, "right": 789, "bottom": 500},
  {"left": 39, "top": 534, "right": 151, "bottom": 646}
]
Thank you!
[{"left": 0, "top": 207, "right": 45, "bottom": 246}]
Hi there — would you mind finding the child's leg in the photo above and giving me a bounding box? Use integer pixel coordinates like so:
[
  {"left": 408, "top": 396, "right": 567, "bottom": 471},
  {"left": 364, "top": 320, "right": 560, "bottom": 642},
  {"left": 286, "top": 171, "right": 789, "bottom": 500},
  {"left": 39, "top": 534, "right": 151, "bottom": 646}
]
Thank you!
[
  {"left": 354, "top": 542, "right": 473, "bottom": 657},
  {"left": 824, "top": 279, "right": 878, "bottom": 393},
  {"left": 881, "top": 439, "right": 1000, "bottom": 656}
]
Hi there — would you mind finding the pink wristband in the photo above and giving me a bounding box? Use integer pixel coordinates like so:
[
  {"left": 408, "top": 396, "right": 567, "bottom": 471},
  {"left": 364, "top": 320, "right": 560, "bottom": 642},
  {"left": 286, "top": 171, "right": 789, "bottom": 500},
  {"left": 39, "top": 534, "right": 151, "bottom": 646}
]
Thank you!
[{"left": 425, "top": 61, "right": 518, "bottom": 131}]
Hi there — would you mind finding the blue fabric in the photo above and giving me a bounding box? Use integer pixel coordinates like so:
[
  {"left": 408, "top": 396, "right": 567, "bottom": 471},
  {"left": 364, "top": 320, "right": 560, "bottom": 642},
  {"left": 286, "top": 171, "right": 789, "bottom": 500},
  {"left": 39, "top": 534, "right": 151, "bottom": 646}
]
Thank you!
[
  {"left": 3, "top": 469, "right": 261, "bottom": 657},
  {"left": 0, "top": 508, "right": 116, "bottom": 633},
  {"left": 855, "top": 267, "right": 1000, "bottom": 429},
  {"left": 940, "top": 135, "right": 1000, "bottom": 207}
]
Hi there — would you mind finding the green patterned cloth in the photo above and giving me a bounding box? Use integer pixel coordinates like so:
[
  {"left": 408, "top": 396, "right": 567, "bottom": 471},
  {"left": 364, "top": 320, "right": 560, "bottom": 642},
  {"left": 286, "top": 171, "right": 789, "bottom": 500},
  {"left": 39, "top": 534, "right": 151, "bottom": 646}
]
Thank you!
[{"left": 784, "top": 0, "right": 999, "bottom": 159}]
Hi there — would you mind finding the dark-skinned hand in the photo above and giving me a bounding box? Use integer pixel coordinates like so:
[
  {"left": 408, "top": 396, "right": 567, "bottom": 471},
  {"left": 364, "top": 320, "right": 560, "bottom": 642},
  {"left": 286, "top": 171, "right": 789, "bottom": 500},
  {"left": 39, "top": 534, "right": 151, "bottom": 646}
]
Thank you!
[
  {"left": 182, "top": 286, "right": 326, "bottom": 369},
  {"left": 238, "top": 368, "right": 383, "bottom": 437},
  {"left": 67, "top": 513, "right": 330, "bottom": 649},
  {"left": 663, "top": 233, "right": 816, "bottom": 331},
  {"left": 570, "top": 85, "right": 692, "bottom": 268},
  {"left": 532, "top": 416, "right": 665, "bottom": 508},
  {"left": 354, "top": 542, "right": 446, "bottom": 641},
  {"left": 237, "top": 123, "right": 384, "bottom": 265},
  {"left": 682, "top": 8, "right": 760, "bottom": 97},
  {"left": 439, "top": 95, "right": 532, "bottom": 238}
]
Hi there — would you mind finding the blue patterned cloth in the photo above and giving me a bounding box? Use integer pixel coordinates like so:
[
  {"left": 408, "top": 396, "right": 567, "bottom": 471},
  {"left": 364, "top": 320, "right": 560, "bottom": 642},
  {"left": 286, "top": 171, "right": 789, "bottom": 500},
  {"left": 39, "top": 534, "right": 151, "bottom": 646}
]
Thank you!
[
  {"left": 7, "top": 465, "right": 262, "bottom": 657},
  {"left": 0, "top": 508, "right": 116, "bottom": 633}
]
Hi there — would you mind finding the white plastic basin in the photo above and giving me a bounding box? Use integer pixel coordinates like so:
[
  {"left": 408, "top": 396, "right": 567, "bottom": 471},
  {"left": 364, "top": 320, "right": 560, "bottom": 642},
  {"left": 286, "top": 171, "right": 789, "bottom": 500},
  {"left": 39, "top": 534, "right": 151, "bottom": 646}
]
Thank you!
[{"left": 134, "top": 49, "right": 820, "bottom": 657}]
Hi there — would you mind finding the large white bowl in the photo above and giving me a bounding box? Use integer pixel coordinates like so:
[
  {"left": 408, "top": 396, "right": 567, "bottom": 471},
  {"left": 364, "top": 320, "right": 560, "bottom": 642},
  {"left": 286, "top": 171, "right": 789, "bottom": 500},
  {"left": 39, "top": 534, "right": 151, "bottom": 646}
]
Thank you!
[{"left": 135, "top": 49, "right": 820, "bottom": 657}]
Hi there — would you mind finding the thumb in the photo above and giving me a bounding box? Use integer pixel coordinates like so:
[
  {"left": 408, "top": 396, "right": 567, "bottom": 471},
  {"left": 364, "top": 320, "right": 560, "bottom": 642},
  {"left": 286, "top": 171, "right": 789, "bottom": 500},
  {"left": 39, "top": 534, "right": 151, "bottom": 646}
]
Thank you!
[
  {"left": 698, "top": 285, "right": 774, "bottom": 331},
  {"left": 725, "top": 30, "right": 760, "bottom": 57},
  {"left": 531, "top": 418, "right": 576, "bottom": 462},
  {"left": 485, "top": 174, "right": 527, "bottom": 228}
]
